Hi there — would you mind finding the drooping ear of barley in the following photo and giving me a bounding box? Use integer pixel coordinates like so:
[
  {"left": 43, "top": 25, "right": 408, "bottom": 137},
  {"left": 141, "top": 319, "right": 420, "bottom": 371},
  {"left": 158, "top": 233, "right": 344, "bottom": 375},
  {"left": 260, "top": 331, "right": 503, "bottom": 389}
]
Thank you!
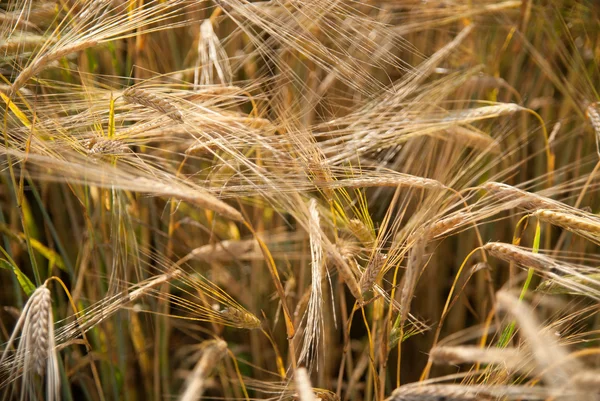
[
  {"left": 387, "top": 383, "right": 564, "bottom": 400},
  {"left": 360, "top": 251, "right": 386, "bottom": 294},
  {"left": 298, "top": 199, "right": 325, "bottom": 366},
  {"left": 178, "top": 339, "right": 228, "bottom": 401},
  {"left": 387, "top": 384, "right": 482, "bottom": 401},
  {"left": 0, "top": 282, "right": 59, "bottom": 401},
  {"left": 347, "top": 219, "right": 375, "bottom": 247},
  {"left": 218, "top": 306, "right": 262, "bottom": 329},
  {"left": 442, "top": 126, "right": 500, "bottom": 154},
  {"left": 430, "top": 346, "right": 532, "bottom": 373},
  {"left": 82, "top": 137, "right": 130, "bottom": 157},
  {"left": 122, "top": 87, "right": 184, "bottom": 122},
  {"left": 482, "top": 182, "right": 559, "bottom": 210},
  {"left": 533, "top": 209, "right": 600, "bottom": 244},
  {"left": 483, "top": 242, "right": 600, "bottom": 300},
  {"left": 195, "top": 19, "right": 232, "bottom": 87},
  {"left": 400, "top": 230, "right": 426, "bottom": 324},
  {"left": 586, "top": 102, "right": 600, "bottom": 157},
  {"left": 10, "top": 40, "right": 98, "bottom": 94}
]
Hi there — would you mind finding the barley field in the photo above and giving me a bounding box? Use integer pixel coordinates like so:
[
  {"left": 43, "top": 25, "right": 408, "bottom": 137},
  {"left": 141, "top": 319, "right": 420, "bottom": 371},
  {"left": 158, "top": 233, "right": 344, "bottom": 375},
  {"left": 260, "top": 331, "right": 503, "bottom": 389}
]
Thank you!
[{"left": 1, "top": 1, "right": 600, "bottom": 400}]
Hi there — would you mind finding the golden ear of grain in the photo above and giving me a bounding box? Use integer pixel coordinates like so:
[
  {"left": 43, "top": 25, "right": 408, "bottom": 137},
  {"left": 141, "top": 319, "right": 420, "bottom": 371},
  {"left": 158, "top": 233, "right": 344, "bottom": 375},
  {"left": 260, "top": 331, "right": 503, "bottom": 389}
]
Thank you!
[
  {"left": 442, "top": 126, "right": 500, "bottom": 153},
  {"left": 299, "top": 198, "right": 325, "bottom": 366},
  {"left": 360, "top": 251, "right": 386, "bottom": 294},
  {"left": 570, "top": 370, "right": 600, "bottom": 389},
  {"left": 86, "top": 139, "right": 130, "bottom": 156},
  {"left": 337, "top": 175, "right": 445, "bottom": 191},
  {"left": 0, "top": 283, "right": 59, "bottom": 401},
  {"left": 11, "top": 41, "right": 98, "bottom": 94},
  {"left": 430, "top": 346, "right": 529, "bottom": 372},
  {"left": 195, "top": 19, "right": 232, "bottom": 86},
  {"left": 55, "top": 270, "right": 184, "bottom": 342},
  {"left": 388, "top": 384, "right": 482, "bottom": 401},
  {"left": 219, "top": 307, "right": 261, "bottom": 329},
  {"left": 586, "top": 102, "right": 600, "bottom": 157},
  {"left": 123, "top": 87, "right": 184, "bottom": 122},
  {"left": 483, "top": 242, "right": 548, "bottom": 270},
  {"left": 534, "top": 209, "right": 600, "bottom": 235},
  {"left": 347, "top": 219, "right": 375, "bottom": 246},
  {"left": 482, "top": 182, "right": 557, "bottom": 210},
  {"left": 400, "top": 231, "right": 426, "bottom": 323},
  {"left": 428, "top": 213, "right": 467, "bottom": 239},
  {"left": 132, "top": 177, "right": 244, "bottom": 222},
  {"left": 27, "top": 286, "right": 52, "bottom": 376}
]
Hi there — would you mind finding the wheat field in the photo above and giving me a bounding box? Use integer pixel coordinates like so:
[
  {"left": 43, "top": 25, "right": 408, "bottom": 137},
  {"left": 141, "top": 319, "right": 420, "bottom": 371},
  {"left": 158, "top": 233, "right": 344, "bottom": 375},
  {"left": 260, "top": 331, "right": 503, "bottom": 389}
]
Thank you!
[{"left": 1, "top": 1, "right": 600, "bottom": 400}]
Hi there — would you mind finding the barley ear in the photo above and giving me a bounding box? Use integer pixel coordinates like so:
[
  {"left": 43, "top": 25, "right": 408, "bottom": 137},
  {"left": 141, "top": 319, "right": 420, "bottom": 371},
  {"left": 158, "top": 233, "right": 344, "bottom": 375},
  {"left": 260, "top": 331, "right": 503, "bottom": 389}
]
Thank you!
[{"left": 1, "top": 282, "right": 59, "bottom": 401}]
